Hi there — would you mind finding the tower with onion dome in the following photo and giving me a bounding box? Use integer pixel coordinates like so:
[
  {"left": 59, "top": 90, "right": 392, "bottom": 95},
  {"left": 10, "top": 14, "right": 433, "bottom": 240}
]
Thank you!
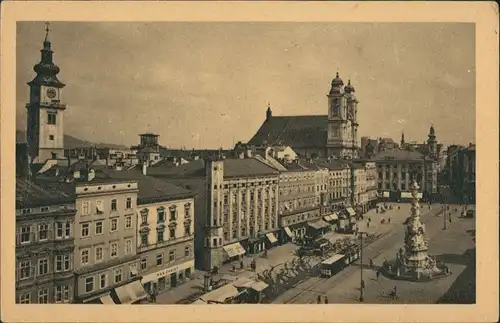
[
  {"left": 26, "top": 22, "right": 67, "bottom": 163},
  {"left": 326, "top": 71, "right": 359, "bottom": 159}
]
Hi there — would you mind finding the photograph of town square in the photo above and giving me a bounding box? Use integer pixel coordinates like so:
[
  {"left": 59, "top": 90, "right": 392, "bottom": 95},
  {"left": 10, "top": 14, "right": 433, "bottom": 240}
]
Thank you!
[{"left": 15, "top": 21, "right": 476, "bottom": 305}]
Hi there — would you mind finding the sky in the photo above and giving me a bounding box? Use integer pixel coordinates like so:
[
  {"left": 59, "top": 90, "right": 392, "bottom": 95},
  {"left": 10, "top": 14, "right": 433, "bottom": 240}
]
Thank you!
[{"left": 16, "top": 22, "right": 475, "bottom": 149}]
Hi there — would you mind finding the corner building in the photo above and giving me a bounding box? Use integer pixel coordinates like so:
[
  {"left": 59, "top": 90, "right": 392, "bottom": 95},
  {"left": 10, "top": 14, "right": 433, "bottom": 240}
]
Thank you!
[
  {"left": 204, "top": 158, "right": 280, "bottom": 271},
  {"left": 15, "top": 179, "right": 77, "bottom": 304}
]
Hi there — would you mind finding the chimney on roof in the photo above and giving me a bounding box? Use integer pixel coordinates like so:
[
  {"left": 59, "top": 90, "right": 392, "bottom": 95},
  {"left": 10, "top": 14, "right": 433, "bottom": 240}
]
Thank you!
[{"left": 142, "top": 163, "right": 147, "bottom": 176}]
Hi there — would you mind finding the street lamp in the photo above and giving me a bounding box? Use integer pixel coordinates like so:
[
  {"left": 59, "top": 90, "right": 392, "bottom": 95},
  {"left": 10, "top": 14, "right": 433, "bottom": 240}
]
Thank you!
[{"left": 358, "top": 231, "right": 368, "bottom": 302}]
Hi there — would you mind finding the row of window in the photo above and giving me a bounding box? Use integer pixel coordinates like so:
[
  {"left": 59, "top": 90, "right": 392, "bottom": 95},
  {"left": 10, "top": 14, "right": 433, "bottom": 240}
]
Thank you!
[
  {"left": 17, "top": 222, "right": 71, "bottom": 245},
  {"left": 17, "top": 254, "right": 72, "bottom": 280},
  {"left": 139, "top": 224, "right": 191, "bottom": 246},
  {"left": 80, "top": 240, "right": 133, "bottom": 266},
  {"left": 221, "top": 222, "right": 276, "bottom": 241},
  {"left": 80, "top": 216, "right": 132, "bottom": 238},
  {"left": 84, "top": 264, "right": 136, "bottom": 294},
  {"left": 140, "top": 206, "right": 190, "bottom": 225},
  {"left": 279, "top": 185, "right": 315, "bottom": 196},
  {"left": 215, "top": 181, "right": 279, "bottom": 190},
  {"left": 18, "top": 285, "right": 70, "bottom": 304},
  {"left": 280, "top": 174, "right": 315, "bottom": 181},
  {"left": 81, "top": 197, "right": 133, "bottom": 216}
]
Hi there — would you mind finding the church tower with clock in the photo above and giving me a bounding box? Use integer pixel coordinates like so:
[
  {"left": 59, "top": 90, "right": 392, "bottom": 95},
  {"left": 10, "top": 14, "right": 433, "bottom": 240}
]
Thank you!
[
  {"left": 326, "top": 72, "right": 360, "bottom": 159},
  {"left": 26, "top": 23, "right": 67, "bottom": 163}
]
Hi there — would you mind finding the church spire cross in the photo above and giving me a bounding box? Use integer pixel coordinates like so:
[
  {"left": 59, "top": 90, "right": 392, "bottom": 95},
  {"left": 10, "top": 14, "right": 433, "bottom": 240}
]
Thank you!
[{"left": 45, "top": 22, "right": 50, "bottom": 40}]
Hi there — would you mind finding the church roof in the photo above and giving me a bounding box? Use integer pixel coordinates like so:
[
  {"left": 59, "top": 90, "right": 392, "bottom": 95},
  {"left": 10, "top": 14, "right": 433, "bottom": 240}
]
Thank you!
[{"left": 248, "top": 115, "right": 328, "bottom": 149}]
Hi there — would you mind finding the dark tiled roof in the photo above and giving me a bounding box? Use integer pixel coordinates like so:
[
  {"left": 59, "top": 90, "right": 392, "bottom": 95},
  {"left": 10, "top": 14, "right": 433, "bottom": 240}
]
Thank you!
[
  {"left": 314, "top": 159, "right": 349, "bottom": 170},
  {"left": 248, "top": 115, "right": 328, "bottom": 148},
  {"left": 16, "top": 178, "right": 76, "bottom": 209},
  {"left": 374, "top": 150, "right": 425, "bottom": 161},
  {"left": 281, "top": 162, "right": 308, "bottom": 172},
  {"left": 94, "top": 168, "right": 194, "bottom": 204},
  {"left": 148, "top": 159, "right": 206, "bottom": 178},
  {"left": 223, "top": 158, "right": 279, "bottom": 178}
]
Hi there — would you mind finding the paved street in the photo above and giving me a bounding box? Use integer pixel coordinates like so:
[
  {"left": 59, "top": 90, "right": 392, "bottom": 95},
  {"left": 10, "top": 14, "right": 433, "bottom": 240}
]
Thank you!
[
  {"left": 151, "top": 203, "right": 474, "bottom": 304},
  {"left": 271, "top": 204, "right": 475, "bottom": 304}
]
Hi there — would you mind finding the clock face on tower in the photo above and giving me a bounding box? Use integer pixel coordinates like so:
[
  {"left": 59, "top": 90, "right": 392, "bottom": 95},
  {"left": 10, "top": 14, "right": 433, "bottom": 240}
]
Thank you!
[{"left": 46, "top": 87, "right": 57, "bottom": 99}]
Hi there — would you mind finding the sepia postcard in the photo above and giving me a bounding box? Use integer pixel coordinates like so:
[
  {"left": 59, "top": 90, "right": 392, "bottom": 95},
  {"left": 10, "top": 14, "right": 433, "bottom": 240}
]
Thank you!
[{"left": 0, "top": 1, "right": 498, "bottom": 323}]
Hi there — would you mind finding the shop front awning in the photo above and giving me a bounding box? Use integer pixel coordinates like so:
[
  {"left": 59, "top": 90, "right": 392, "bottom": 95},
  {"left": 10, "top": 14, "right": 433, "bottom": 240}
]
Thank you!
[
  {"left": 401, "top": 192, "right": 412, "bottom": 199},
  {"left": 346, "top": 207, "right": 356, "bottom": 216},
  {"left": 250, "top": 281, "right": 269, "bottom": 292},
  {"left": 383, "top": 191, "right": 390, "bottom": 198},
  {"left": 100, "top": 294, "right": 116, "bottom": 304},
  {"left": 192, "top": 299, "right": 208, "bottom": 304},
  {"left": 284, "top": 226, "right": 294, "bottom": 237},
  {"left": 265, "top": 232, "right": 278, "bottom": 244},
  {"left": 329, "top": 213, "right": 339, "bottom": 220},
  {"left": 200, "top": 284, "right": 240, "bottom": 303},
  {"left": 308, "top": 220, "right": 330, "bottom": 230},
  {"left": 223, "top": 242, "right": 246, "bottom": 258},
  {"left": 323, "top": 215, "right": 332, "bottom": 222},
  {"left": 114, "top": 280, "right": 148, "bottom": 304}
]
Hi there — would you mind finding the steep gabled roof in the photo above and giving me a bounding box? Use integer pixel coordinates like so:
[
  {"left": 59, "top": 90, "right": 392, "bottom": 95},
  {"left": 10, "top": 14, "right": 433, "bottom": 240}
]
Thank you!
[{"left": 248, "top": 115, "right": 328, "bottom": 149}]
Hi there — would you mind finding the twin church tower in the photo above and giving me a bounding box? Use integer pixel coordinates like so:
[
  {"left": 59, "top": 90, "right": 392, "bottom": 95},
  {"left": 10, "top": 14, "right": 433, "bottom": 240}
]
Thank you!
[{"left": 326, "top": 72, "right": 360, "bottom": 159}]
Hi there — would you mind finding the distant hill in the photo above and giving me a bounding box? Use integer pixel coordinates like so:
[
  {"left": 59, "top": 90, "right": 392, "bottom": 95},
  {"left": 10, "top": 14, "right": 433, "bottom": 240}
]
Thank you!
[{"left": 16, "top": 130, "right": 128, "bottom": 149}]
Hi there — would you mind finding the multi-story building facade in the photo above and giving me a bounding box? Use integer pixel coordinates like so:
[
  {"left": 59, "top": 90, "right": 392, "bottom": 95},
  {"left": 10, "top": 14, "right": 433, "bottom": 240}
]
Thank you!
[
  {"left": 277, "top": 162, "right": 326, "bottom": 242},
  {"left": 15, "top": 179, "right": 77, "bottom": 304},
  {"left": 313, "top": 164, "right": 330, "bottom": 214},
  {"left": 134, "top": 176, "right": 195, "bottom": 296},
  {"left": 72, "top": 178, "right": 146, "bottom": 304},
  {"left": 316, "top": 159, "right": 350, "bottom": 210},
  {"left": 363, "top": 161, "right": 378, "bottom": 210},
  {"left": 204, "top": 157, "right": 280, "bottom": 271},
  {"left": 447, "top": 144, "right": 476, "bottom": 204},
  {"left": 375, "top": 150, "right": 438, "bottom": 201},
  {"left": 351, "top": 163, "right": 367, "bottom": 213}
]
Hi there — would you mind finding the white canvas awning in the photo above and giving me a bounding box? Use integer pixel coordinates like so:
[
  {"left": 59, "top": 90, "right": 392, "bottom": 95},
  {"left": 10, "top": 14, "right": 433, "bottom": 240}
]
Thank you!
[
  {"left": 265, "top": 232, "right": 278, "bottom": 244},
  {"left": 383, "top": 191, "right": 390, "bottom": 198},
  {"left": 323, "top": 215, "right": 332, "bottom": 222},
  {"left": 284, "top": 227, "right": 294, "bottom": 237},
  {"left": 114, "top": 280, "right": 147, "bottom": 304},
  {"left": 100, "top": 294, "right": 116, "bottom": 304},
  {"left": 308, "top": 220, "right": 330, "bottom": 230},
  {"left": 223, "top": 242, "right": 246, "bottom": 258},
  {"left": 346, "top": 208, "right": 356, "bottom": 216}
]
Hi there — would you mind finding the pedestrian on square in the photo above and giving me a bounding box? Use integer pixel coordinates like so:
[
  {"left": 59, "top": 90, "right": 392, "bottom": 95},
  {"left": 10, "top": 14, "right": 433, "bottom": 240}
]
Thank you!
[
  {"left": 376, "top": 270, "right": 380, "bottom": 280},
  {"left": 324, "top": 296, "right": 329, "bottom": 304},
  {"left": 369, "top": 258, "right": 373, "bottom": 268},
  {"left": 240, "top": 260, "right": 244, "bottom": 269},
  {"left": 361, "top": 280, "right": 365, "bottom": 290},
  {"left": 317, "top": 295, "right": 321, "bottom": 304},
  {"left": 388, "top": 217, "right": 391, "bottom": 224}
]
